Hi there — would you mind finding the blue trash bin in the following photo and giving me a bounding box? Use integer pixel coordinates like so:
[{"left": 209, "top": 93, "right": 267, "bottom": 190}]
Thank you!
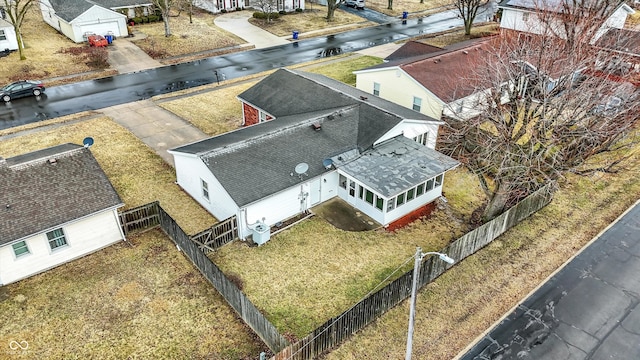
[
  {"left": 105, "top": 35, "right": 113, "bottom": 44},
  {"left": 292, "top": 30, "right": 299, "bottom": 40},
  {"left": 402, "top": 11, "right": 408, "bottom": 19}
]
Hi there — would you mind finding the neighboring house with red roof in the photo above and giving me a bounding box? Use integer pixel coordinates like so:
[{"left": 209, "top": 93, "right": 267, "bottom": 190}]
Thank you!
[
  {"left": 0, "top": 144, "right": 125, "bottom": 285},
  {"left": 497, "top": 0, "right": 634, "bottom": 44},
  {"left": 170, "top": 69, "right": 459, "bottom": 243},
  {"left": 354, "top": 38, "right": 493, "bottom": 121}
]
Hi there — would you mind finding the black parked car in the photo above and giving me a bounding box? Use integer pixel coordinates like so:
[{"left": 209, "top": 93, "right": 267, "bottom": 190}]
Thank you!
[{"left": 1, "top": 80, "right": 45, "bottom": 102}]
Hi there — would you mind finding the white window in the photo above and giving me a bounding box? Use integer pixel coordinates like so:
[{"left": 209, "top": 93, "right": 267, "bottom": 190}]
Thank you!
[
  {"left": 259, "top": 111, "right": 268, "bottom": 123},
  {"left": 0, "top": 30, "right": 6, "bottom": 41},
  {"left": 435, "top": 174, "right": 443, "bottom": 187},
  {"left": 12, "top": 241, "right": 30, "bottom": 258},
  {"left": 47, "top": 228, "right": 67, "bottom": 250},
  {"left": 387, "top": 198, "right": 396, "bottom": 212},
  {"left": 412, "top": 96, "right": 422, "bottom": 112},
  {"left": 522, "top": 12, "right": 529, "bottom": 22},
  {"left": 413, "top": 132, "right": 428, "bottom": 146},
  {"left": 339, "top": 174, "right": 347, "bottom": 189},
  {"left": 201, "top": 179, "right": 209, "bottom": 201},
  {"left": 373, "top": 82, "right": 380, "bottom": 96},
  {"left": 349, "top": 180, "right": 356, "bottom": 197}
]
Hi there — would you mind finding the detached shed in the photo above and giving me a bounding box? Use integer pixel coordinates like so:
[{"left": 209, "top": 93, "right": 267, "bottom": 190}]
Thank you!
[{"left": 40, "top": 0, "right": 128, "bottom": 43}]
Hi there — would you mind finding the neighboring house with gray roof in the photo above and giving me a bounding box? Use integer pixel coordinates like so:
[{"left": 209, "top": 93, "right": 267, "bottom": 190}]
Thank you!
[
  {"left": 169, "top": 69, "right": 459, "bottom": 243},
  {"left": 0, "top": 144, "right": 125, "bottom": 285},
  {"left": 39, "top": 0, "right": 149, "bottom": 43},
  {"left": 498, "top": 0, "right": 634, "bottom": 44}
]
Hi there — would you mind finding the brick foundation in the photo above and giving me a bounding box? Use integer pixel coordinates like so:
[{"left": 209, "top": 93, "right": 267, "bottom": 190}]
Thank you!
[{"left": 385, "top": 201, "right": 437, "bottom": 232}]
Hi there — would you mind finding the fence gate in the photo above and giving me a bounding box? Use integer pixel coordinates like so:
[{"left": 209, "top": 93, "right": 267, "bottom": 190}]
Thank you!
[{"left": 190, "top": 216, "right": 238, "bottom": 253}]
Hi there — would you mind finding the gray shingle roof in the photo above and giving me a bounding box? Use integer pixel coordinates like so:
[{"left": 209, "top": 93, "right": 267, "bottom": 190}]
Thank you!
[
  {"left": 0, "top": 144, "right": 123, "bottom": 246},
  {"left": 181, "top": 106, "right": 362, "bottom": 207},
  {"left": 172, "top": 70, "right": 454, "bottom": 207},
  {"left": 337, "top": 136, "right": 460, "bottom": 198},
  {"left": 238, "top": 68, "right": 435, "bottom": 122},
  {"left": 47, "top": 0, "right": 151, "bottom": 22}
]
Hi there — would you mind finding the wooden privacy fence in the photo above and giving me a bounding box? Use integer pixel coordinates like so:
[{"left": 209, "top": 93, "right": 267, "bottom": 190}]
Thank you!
[
  {"left": 156, "top": 205, "right": 289, "bottom": 353},
  {"left": 118, "top": 202, "right": 285, "bottom": 352},
  {"left": 272, "top": 184, "right": 554, "bottom": 360},
  {"left": 119, "top": 201, "right": 160, "bottom": 235},
  {"left": 190, "top": 216, "right": 238, "bottom": 253}
]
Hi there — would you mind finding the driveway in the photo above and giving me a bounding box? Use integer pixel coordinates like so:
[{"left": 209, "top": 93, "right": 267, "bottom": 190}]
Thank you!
[
  {"left": 214, "top": 12, "right": 290, "bottom": 49},
  {"left": 340, "top": 5, "right": 397, "bottom": 24},
  {"left": 108, "top": 36, "right": 163, "bottom": 74}
]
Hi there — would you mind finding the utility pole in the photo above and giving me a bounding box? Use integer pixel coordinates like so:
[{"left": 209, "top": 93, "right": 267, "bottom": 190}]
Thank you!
[
  {"left": 406, "top": 248, "right": 455, "bottom": 360},
  {"left": 406, "top": 247, "right": 423, "bottom": 360}
]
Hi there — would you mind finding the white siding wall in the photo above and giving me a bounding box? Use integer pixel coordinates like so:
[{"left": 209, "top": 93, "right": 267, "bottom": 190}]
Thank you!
[
  {"left": 172, "top": 153, "right": 238, "bottom": 222},
  {"left": 336, "top": 172, "right": 386, "bottom": 225},
  {"left": 355, "top": 68, "right": 444, "bottom": 120},
  {"left": 0, "top": 24, "right": 18, "bottom": 51},
  {"left": 0, "top": 209, "right": 123, "bottom": 285},
  {"left": 39, "top": 0, "right": 60, "bottom": 31},
  {"left": 500, "top": 9, "right": 549, "bottom": 36},
  {"left": 443, "top": 91, "right": 487, "bottom": 120},
  {"left": 375, "top": 120, "right": 440, "bottom": 149},
  {"left": 241, "top": 185, "right": 305, "bottom": 239},
  {"left": 592, "top": 6, "right": 632, "bottom": 43},
  {"left": 320, "top": 172, "right": 338, "bottom": 202}
]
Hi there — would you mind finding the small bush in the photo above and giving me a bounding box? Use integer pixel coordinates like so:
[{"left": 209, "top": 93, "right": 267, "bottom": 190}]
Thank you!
[
  {"left": 85, "top": 47, "right": 109, "bottom": 69},
  {"left": 236, "top": 7, "right": 243, "bottom": 11},
  {"left": 279, "top": 10, "right": 286, "bottom": 14},
  {"left": 148, "top": 15, "right": 159, "bottom": 22},
  {"left": 295, "top": 7, "right": 303, "bottom": 12},
  {"left": 221, "top": 9, "right": 227, "bottom": 13},
  {"left": 252, "top": 11, "right": 280, "bottom": 20},
  {"left": 131, "top": 17, "right": 142, "bottom": 24},
  {"left": 142, "top": 16, "right": 149, "bottom": 23}
]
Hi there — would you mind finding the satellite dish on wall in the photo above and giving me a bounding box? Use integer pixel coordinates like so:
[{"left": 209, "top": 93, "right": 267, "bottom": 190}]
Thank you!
[
  {"left": 83, "top": 137, "right": 94, "bottom": 148},
  {"left": 294, "top": 162, "right": 309, "bottom": 175}
]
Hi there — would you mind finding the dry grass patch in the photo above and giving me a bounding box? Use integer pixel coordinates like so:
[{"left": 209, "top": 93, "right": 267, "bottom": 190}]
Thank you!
[
  {"left": 419, "top": 23, "right": 500, "bottom": 47},
  {"left": 0, "top": 118, "right": 214, "bottom": 234},
  {"left": 211, "top": 166, "right": 485, "bottom": 338},
  {"left": 249, "top": 7, "right": 373, "bottom": 37},
  {"left": 0, "top": 7, "right": 112, "bottom": 82},
  {"left": 366, "top": 0, "right": 454, "bottom": 16},
  {"left": 324, "top": 138, "right": 640, "bottom": 359},
  {"left": 131, "top": 11, "right": 245, "bottom": 58},
  {"left": 0, "top": 230, "right": 263, "bottom": 359},
  {"left": 160, "top": 81, "right": 256, "bottom": 135}
]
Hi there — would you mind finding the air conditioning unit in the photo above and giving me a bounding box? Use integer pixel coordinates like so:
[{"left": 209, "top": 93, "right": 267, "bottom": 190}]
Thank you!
[{"left": 252, "top": 222, "right": 271, "bottom": 246}]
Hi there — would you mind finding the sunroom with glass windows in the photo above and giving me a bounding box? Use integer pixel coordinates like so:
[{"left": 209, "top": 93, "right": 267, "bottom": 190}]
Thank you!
[{"left": 333, "top": 135, "right": 459, "bottom": 227}]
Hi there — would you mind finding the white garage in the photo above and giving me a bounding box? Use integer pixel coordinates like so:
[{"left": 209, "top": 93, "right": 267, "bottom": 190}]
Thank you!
[{"left": 40, "top": 0, "right": 128, "bottom": 43}]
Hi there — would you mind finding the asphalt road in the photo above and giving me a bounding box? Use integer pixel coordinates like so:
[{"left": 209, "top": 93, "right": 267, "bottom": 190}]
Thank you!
[
  {"left": 0, "top": 9, "right": 485, "bottom": 129},
  {"left": 458, "top": 201, "right": 640, "bottom": 360}
]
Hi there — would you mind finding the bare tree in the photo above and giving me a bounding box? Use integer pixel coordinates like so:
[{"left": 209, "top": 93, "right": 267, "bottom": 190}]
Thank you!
[
  {"left": 438, "top": 31, "right": 639, "bottom": 220},
  {"left": 454, "top": 0, "right": 489, "bottom": 35},
  {"left": 1, "top": 0, "right": 35, "bottom": 60},
  {"left": 256, "top": 0, "right": 277, "bottom": 22},
  {"left": 153, "top": 0, "right": 175, "bottom": 37},
  {"left": 326, "top": 0, "right": 344, "bottom": 21}
]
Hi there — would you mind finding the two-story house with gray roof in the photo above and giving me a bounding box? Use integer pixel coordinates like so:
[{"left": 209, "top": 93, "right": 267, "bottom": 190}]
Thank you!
[
  {"left": 0, "top": 144, "right": 125, "bottom": 286},
  {"left": 39, "top": 0, "right": 150, "bottom": 42},
  {"left": 169, "top": 69, "right": 459, "bottom": 243}
]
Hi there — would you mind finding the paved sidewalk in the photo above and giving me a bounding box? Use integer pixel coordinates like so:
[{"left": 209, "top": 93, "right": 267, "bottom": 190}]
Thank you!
[
  {"left": 100, "top": 100, "right": 208, "bottom": 166},
  {"left": 214, "top": 12, "right": 290, "bottom": 49}
]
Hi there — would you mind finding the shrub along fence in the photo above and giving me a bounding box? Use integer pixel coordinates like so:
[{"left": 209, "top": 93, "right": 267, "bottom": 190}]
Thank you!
[
  {"left": 271, "top": 184, "right": 554, "bottom": 360},
  {"left": 118, "top": 202, "right": 288, "bottom": 353}
]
